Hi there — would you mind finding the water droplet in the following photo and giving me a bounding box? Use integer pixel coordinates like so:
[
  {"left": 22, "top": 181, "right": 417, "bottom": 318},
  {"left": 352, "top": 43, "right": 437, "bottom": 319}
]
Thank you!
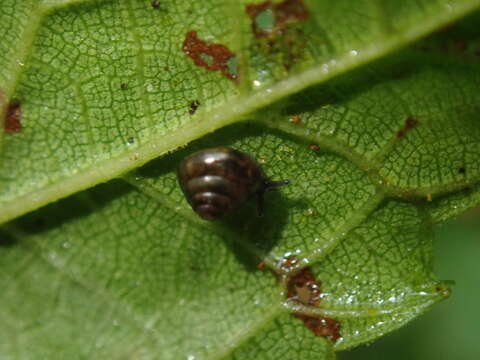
[
  {"left": 146, "top": 84, "right": 155, "bottom": 92},
  {"left": 349, "top": 50, "right": 358, "bottom": 56},
  {"left": 253, "top": 80, "right": 261, "bottom": 87}
]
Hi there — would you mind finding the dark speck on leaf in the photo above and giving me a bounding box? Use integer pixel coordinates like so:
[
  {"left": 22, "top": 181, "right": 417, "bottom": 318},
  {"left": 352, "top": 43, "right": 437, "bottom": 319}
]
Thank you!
[
  {"left": 120, "top": 83, "right": 128, "bottom": 90},
  {"left": 127, "top": 137, "right": 135, "bottom": 144},
  {"left": 458, "top": 167, "right": 466, "bottom": 174},
  {"left": 151, "top": 1, "right": 160, "bottom": 8},
  {"left": 189, "top": 100, "right": 200, "bottom": 115}
]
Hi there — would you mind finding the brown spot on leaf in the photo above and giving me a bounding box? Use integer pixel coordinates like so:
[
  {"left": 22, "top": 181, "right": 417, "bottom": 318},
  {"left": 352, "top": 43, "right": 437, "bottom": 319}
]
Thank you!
[
  {"left": 287, "top": 267, "right": 321, "bottom": 305},
  {"left": 286, "top": 266, "right": 341, "bottom": 342},
  {"left": 309, "top": 144, "right": 320, "bottom": 151},
  {"left": 396, "top": 116, "right": 418, "bottom": 138},
  {"left": 280, "top": 255, "right": 299, "bottom": 271},
  {"left": 295, "top": 314, "right": 341, "bottom": 342},
  {"left": 182, "top": 31, "right": 238, "bottom": 82},
  {"left": 257, "top": 261, "right": 266, "bottom": 270},
  {"left": 120, "top": 83, "right": 128, "bottom": 90},
  {"left": 246, "top": 0, "right": 309, "bottom": 71},
  {"left": 290, "top": 115, "right": 301, "bottom": 124},
  {"left": 5, "top": 101, "right": 22, "bottom": 133},
  {"left": 189, "top": 100, "right": 200, "bottom": 115},
  {"left": 246, "top": 0, "right": 309, "bottom": 38}
]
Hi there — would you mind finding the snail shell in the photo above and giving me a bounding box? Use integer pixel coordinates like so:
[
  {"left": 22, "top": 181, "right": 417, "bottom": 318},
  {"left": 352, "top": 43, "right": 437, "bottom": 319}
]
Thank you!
[{"left": 177, "top": 147, "right": 288, "bottom": 220}]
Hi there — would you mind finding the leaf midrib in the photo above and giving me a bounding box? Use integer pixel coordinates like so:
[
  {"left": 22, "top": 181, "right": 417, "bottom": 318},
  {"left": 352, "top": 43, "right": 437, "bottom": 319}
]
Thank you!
[{"left": 2, "top": 1, "right": 480, "bottom": 225}]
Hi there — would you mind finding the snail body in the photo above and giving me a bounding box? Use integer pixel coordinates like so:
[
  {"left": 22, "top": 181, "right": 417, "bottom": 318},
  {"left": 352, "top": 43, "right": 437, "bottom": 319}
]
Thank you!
[{"left": 177, "top": 147, "right": 288, "bottom": 220}]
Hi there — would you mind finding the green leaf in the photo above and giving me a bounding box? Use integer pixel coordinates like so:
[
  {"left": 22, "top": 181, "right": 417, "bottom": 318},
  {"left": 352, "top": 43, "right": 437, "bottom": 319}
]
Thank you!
[{"left": 1, "top": 0, "right": 480, "bottom": 359}]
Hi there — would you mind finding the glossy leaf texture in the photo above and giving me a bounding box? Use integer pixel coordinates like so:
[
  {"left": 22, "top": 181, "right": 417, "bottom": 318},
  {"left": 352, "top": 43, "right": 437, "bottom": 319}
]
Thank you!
[{"left": 1, "top": 0, "right": 480, "bottom": 359}]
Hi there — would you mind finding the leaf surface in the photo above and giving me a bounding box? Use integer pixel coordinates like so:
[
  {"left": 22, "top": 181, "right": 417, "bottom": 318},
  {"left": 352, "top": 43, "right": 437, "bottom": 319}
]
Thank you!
[{"left": 1, "top": 1, "right": 480, "bottom": 359}]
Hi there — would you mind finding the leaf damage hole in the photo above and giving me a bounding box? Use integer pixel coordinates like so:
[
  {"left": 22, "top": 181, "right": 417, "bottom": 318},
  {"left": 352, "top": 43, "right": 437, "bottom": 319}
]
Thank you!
[
  {"left": 286, "top": 266, "right": 341, "bottom": 342},
  {"left": 396, "top": 116, "right": 418, "bottom": 139},
  {"left": 5, "top": 101, "right": 22, "bottom": 133},
  {"left": 182, "top": 31, "right": 238, "bottom": 82},
  {"left": 245, "top": 0, "right": 309, "bottom": 70}
]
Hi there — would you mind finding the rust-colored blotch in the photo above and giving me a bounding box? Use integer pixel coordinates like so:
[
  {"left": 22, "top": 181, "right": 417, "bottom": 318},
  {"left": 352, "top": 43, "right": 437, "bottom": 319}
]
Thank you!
[
  {"left": 182, "top": 31, "right": 238, "bottom": 82},
  {"left": 5, "top": 102, "right": 22, "bottom": 133},
  {"left": 290, "top": 115, "right": 301, "bottom": 124},
  {"left": 295, "top": 314, "right": 342, "bottom": 342},
  {"left": 396, "top": 116, "right": 418, "bottom": 138},
  {"left": 287, "top": 267, "right": 321, "bottom": 305},
  {"left": 280, "top": 255, "right": 299, "bottom": 271},
  {"left": 257, "top": 261, "right": 267, "bottom": 270},
  {"left": 286, "top": 266, "right": 342, "bottom": 342},
  {"left": 246, "top": 0, "right": 309, "bottom": 38}
]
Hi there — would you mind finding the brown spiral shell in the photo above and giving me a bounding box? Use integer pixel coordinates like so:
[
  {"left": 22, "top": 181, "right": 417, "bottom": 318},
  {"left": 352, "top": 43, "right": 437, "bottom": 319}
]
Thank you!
[{"left": 177, "top": 147, "right": 288, "bottom": 220}]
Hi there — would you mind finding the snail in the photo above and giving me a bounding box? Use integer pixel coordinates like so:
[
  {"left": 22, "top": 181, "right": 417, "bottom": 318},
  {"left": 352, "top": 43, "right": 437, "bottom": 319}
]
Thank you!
[{"left": 177, "top": 147, "right": 289, "bottom": 220}]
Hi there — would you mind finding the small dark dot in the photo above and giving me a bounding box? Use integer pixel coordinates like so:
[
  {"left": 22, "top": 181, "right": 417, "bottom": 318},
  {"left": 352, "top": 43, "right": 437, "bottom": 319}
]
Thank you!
[
  {"left": 458, "top": 167, "right": 466, "bottom": 174},
  {"left": 127, "top": 137, "right": 135, "bottom": 144},
  {"left": 120, "top": 83, "right": 128, "bottom": 90},
  {"left": 151, "top": 1, "right": 160, "bottom": 8},
  {"left": 189, "top": 100, "right": 200, "bottom": 115}
]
